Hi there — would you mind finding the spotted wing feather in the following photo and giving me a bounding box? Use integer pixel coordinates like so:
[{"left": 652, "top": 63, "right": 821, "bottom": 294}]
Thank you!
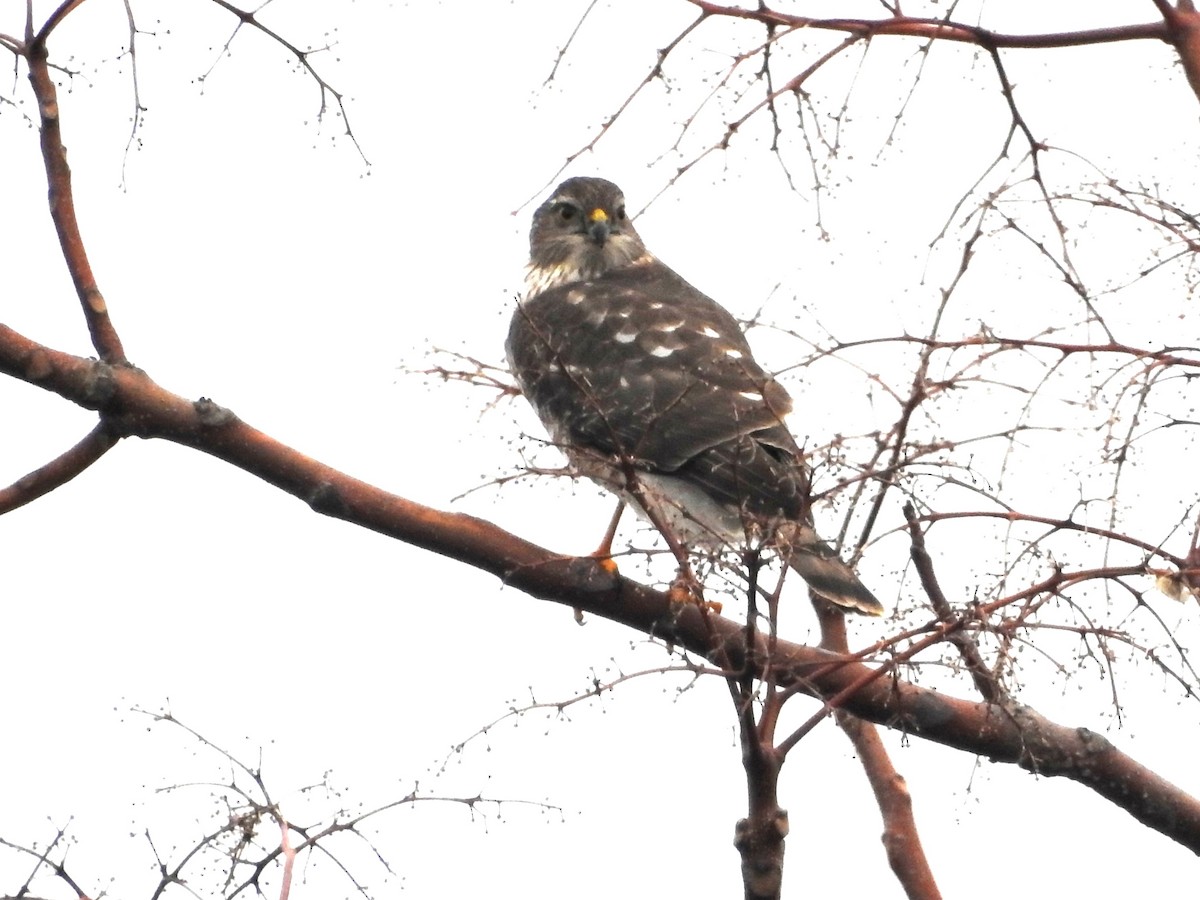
[{"left": 508, "top": 259, "right": 798, "bottom": 480}]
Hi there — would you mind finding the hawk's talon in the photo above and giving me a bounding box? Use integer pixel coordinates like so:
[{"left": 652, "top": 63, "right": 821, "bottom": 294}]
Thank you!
[
  {"left": 666, "top": 570, "right": 721, "bottom": 613},
  {"left": 570, "top": 554, "right": 618, "bottom": 625},
  {"left": 667, "top": 581, "right": 700, "bottom": 606},
  {"left": 666, "top": 580, "right": 722, "bottom": 615},
  {"left": 592, "top": 555, "right": 620, "bottom": 576}
]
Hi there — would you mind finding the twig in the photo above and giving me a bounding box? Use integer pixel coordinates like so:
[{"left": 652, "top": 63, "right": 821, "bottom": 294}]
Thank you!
[{"left": 903, "top": 502, "right": 1004, "bottom": 702}]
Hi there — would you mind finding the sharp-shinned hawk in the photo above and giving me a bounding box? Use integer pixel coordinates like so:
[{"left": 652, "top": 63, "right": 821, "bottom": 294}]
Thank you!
[{"left": 506, "top": 176, "right": 882, "bottom": 616}]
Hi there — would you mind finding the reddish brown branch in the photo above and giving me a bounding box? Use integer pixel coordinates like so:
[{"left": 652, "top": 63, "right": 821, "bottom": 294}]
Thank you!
[
  {"left": 1154, "top": 0, "right": 1200, "bottom": 101},
  {"left": 815, "top": 605, "right": 941, "bottom": 898},
  {"left": 0, "top": 423, "right": 117, "bottom": 515},
  {"left": 3, "top": 322, "right": 1200, "bottom": 854},
  {"left": 26, "top": 32, "right": 126, "bottom": 364},
  {"left": 734, "top": 705, "right": 787, "bottom": 900},
  {"left": 838, "top": 713, "right": 942, "bottom": 900},
  {"left": 32, "top": 0, "right": 89, "bottom": 44},
  {"left": 685, "top": 3, "right": 1169, "bottom": 50},
  {"left": 680, "top": 2, "right": 1200, "bottom": 111}
]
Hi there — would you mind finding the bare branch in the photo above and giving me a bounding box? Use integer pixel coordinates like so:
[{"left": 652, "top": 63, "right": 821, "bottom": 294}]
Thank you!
[
  {"left": 205, "top": 0, "right": 368, "bottom": 164},
  {"left": 3, "top": 321, "right": 1197, "bottom": 851},
  {"left": 0, "top": 423, "right": 116, "bottom": 514},
  {"left": 838, "top": 713, "right": 943, "bottom": 899},
  {"left": 904, "top": 502, "right": 1004, "bottom": 702},
  {"left": 811, "top": 602, "right": 943, "bottom": 898},
  {"left": 1154, "top": 0, "right": 1200, "bottom": 101},
  {"left": 0, "top": 827, "right": 92, "bottom": 900},
  {"left": 684, "top": 3, "right": 1169, "bottom": 50},
  {"left": 27, "top": 26, "right": 127, "bottom": 362},
  {"left": 118, "top": 0, "right": 148, "bottom": 188}
]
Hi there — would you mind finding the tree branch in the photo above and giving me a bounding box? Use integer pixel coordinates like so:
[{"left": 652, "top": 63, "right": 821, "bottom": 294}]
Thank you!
[
  {"left": 817, "top": 605, "right": 941, "bottom": 899},
  {"left": 2, "top": 321, "right": 1198, "bottom": 854},
  {"left": 1151, "top": 0, "right": 1200, "bottom": 99},
  {"left": 903, "top": 503, "right": 1004, "bottom": 703},
  {"left": 684, "top": 3, "right": 1169, "bottom": 50},
  {"left": 837, "top": 713, "right": 942, "bottom": 900},
  {"left": 26, "top": 29, "right": 126, "bottom": 363},
  {"left": 0, "top": 423, "right": 117, "bottom": 514}
]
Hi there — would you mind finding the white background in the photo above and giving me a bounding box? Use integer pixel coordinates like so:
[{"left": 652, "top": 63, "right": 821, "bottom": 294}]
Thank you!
[{"left": 2, "top": 2, "right": 1199, "bottom": 897}]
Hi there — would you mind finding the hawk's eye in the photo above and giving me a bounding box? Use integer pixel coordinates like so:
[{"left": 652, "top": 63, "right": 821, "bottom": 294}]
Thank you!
[
  {"left": 615, "top": 206, "right": 627, "bottom": 221},
  {"left": 557, "top": 203, "right": 578, "bottom": 221}
]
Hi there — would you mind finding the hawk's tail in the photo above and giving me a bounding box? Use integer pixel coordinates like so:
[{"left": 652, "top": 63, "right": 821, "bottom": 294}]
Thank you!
[{"left": 778, "top": 522, "right": 884, "bottom": 616}]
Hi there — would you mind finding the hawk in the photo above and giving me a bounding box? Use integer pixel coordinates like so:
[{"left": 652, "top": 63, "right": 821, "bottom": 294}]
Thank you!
[{"left": 506, "top": 176, "right": 883, "bottom": 616}]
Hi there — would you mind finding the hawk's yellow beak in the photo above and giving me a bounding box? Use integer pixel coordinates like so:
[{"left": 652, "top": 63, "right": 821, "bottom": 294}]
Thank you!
[{"left": 586, "top": 207, "right": 611, "bottom": 243}]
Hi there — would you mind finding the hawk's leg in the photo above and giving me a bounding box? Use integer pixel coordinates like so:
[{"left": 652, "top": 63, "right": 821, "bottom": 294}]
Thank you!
[
  {"left": 591, "top": 500, "right": 625, "bottom": 574},
  {"left": 573, "top": 501, "right": 625, "bottom": 626},
  {"left": 621, "top": 477, "right": 717, "bottom": 611}
]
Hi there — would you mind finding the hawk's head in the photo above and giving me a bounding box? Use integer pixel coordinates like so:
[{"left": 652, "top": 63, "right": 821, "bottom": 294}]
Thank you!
[{"left": 525, "top": 177, "right": 650, "bottom": 297}]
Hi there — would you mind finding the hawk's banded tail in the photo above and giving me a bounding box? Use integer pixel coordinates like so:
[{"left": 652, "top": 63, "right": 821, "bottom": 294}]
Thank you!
[{"left": 777, "top": 522, "right": 884, "bottom": 616}]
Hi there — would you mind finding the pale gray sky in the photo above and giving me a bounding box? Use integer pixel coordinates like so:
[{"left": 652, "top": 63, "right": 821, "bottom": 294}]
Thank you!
[{"left": 3, "top": 2, "right": 1199, "bottom": 897}]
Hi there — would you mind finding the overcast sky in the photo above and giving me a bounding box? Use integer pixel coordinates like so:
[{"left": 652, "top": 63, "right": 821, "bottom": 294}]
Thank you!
[{"left": 3, "top": 2, "right": 1200, "bottom": 898}]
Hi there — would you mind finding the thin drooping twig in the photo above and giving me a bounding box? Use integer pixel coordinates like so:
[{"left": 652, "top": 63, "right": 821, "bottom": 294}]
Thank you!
[
  {"left": 528, "top": 11, "right": 708, "bottom": 207},
  {"left": 0, "top": 827, "right": 92, "bottom": 900},
  {"left": 118, "top": 0, "right": 148, "bottom": 188},
  {"left": 204, "top": 0, "right": 368, "bottom": 163}
]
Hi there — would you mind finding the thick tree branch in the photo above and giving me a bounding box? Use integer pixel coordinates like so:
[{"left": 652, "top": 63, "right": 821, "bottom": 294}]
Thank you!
[
  {"left": 837, "top": 713, "right": 941, "bottom": 900},
  {"left": 1153, "top": 0, "right": 1200, "bottom": 98},
  {"left": 818, "top": 605, "right": 940, "bottom": 899},
  {"left": 2, "top": 321, "right": 1199, "bottom": 855}
]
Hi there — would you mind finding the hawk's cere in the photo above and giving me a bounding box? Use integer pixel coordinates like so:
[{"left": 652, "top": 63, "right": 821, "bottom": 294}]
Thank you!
[{"left": 506, "top": 177, "right": 883, "bottom": 616}]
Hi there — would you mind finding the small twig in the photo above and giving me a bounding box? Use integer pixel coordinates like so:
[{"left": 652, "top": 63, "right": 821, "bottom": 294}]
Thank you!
[
  {"left": 0, "top": 826, "right": 93, "bottom": 900},
  {"left": 903, "top": 502, "right": 1004, "bottom": 702},
  {"left": 205, "top": 0, "right": 369, "bottom": 164},
  {"left": 118, "top": 0, "right": 149, "bottom": 188}
]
